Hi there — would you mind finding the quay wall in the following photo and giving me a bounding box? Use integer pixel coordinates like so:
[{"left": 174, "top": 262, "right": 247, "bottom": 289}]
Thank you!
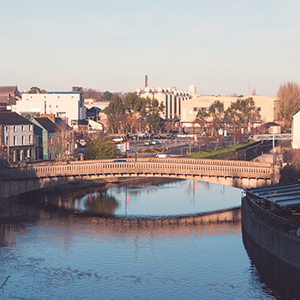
[{"left": 242, "top": 196, "right": 300, "bottom": 269}]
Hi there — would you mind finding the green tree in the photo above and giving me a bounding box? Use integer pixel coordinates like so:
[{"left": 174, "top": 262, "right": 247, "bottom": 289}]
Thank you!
[
  {"left": 146, "top": 97, "right": 165, "bottom": 132},
  {"left": 277, "top": 82, "right": 300, "bottom": 123},
  {"left": 84, "top": 137, "right": 119, "bottom": 160},
  {"left": 103, "top": 91, "right": 113, "bottom": 101},
  {"left": 104, "top": 94, "right": 124, "bottom": 132}
]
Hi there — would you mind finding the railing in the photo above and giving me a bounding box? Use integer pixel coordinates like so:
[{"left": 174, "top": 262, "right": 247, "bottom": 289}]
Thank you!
[{"left": 0, "top": 158, "right": 278, "bottom": 181}]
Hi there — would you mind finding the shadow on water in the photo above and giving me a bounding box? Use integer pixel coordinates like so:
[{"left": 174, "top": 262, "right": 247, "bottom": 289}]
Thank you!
[{"left": 242, "top": 227, "right": 300, "bottom": 299}]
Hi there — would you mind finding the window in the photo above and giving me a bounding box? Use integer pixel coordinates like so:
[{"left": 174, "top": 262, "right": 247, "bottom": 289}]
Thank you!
[
  {"left": 29, "top": 125, "right": 32, "bottom": 131},
  {"left": 29, "top": 135, "right": 32, "bottom": 143},
  {"left": 56, "top": 105, "right": 58, "bottom": 108},
  {"left": 13, "top": 136, "right": 17, "bottom": 145},
  {"left": 5, "top": 136, "right": 8, "bottom": 145},
  {"left": 22, "top": 136, "right": 25, "bottom": 145},
  {"left": 13, "top": 126, "right": 17, "bottom": 132},
  {"left": 49, "top": 105, "right": 51, "bottom": 108},
  {"left": 22, "top": 125, "right": 24, "bottom": 131}
]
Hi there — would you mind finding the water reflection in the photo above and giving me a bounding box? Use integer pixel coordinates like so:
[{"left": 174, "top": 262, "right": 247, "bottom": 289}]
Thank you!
[
  {"left": 0, "top": 179, "right": 283, "bottom": 299},
  {"left": 243, "top": 228, "right": 300, "bottom": 299}
]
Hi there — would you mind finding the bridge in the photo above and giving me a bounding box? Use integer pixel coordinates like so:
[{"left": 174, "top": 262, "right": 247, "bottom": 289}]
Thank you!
[{"left": 0, "top": 158, "right": 280, "bottom": 198}]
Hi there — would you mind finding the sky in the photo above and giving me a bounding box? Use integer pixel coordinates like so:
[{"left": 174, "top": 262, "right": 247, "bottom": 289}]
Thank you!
[{"left": 1, "top": 0, "right": 300, "bottom": 96}]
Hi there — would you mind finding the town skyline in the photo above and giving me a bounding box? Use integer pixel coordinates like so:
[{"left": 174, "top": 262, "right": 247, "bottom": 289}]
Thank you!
[{"left": 1, "top": 1, "right": 300, "bottom": 96}]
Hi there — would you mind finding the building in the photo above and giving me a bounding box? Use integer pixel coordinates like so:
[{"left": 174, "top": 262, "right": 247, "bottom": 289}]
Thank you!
[
  {"left": 136, "top": 85, "right": 193, "bottom": 120},
  {"left": 180, "top": 95, "right": 278, "bottom": 128},
  {"left": 30, "top": 117, "right": 61, "bottom": 160},
  {"left": 136, "top": 84, "right": 277, "bottom": 130},
  {"left": 0, "top": 86, "right": 21, "bottom": 111},
  {"left": 14, "top": 91, "right": 86, "bottom": 126},
  {"left": 292, "top": 110, "right": 300, "bottom": 149},
  {"left": 0, "top": 111, "right": 34, "bottom": 162}
]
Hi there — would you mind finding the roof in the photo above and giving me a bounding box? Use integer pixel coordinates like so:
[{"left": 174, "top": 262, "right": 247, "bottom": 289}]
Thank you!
[
  {"left": 0, "top": 86, "right": 18, "bottom": 94},
  {"left": 0, "top": 112, "right": 33, "bottom": 125},
  {"left": 55, "top": 117, "right": 71, "bottom": 130},
  {"left": 32, "top": 117, "right": 61, "bottom": 133},
  {"left": 0, "top": 95, "right": 17, "bottom": 105},
  {"left": 246, "top": 182, "right": 300, "bottom": 208}
]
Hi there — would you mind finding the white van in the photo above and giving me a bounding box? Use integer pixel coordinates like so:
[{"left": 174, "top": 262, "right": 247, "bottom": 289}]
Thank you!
[{"left": 155, "top": 154, "right": 170, "bottom": 158}]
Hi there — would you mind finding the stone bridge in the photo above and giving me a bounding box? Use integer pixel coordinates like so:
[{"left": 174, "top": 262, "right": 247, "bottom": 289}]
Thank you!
[{"left": 0, "top": 158, "right": 280, "bottom": 198}]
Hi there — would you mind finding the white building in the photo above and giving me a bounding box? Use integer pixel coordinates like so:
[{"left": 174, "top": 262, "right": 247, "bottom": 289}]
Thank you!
[
  {"left": 136, "top": 85, "right": 194, "bottom": 119},
  {"left": 292, "top": 110, "right": 300, "bottom": 148},
  {"left": 14, "top": 92, "right": 86, "bottom": 126}
]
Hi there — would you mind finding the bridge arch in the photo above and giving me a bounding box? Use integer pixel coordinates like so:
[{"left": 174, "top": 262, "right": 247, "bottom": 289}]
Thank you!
[{"left": 0, "top": 158, "right": 280, "bottom": 198}]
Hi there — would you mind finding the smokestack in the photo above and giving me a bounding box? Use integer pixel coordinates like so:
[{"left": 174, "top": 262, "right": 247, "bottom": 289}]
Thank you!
[{"left": 145, "top": 75, "right": 148, "bottom": 88}]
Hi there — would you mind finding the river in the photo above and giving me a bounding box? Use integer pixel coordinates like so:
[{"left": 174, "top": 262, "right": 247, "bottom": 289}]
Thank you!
[{"left": 0, "top": 179, "right": 293, "bottom": 299}]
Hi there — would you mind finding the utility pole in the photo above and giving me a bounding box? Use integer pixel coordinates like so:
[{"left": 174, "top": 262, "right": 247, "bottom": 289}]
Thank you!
[{"left": 7, "top": 125, "right": 9, "bottom": 163}]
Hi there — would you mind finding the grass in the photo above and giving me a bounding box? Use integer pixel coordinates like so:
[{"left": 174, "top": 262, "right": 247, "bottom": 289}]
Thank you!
[{"left": 187, "top": 140, "right": 256, "bottom": 159}]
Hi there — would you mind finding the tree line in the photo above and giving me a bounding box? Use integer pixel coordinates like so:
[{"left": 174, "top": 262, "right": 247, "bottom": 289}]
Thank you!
[{"left": 104, "top": 93, "right": 165, "bottom": 134}]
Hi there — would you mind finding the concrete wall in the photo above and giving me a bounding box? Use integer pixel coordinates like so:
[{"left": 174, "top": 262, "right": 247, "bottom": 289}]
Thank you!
[{"left": 242, "top": 196, "right": 300, "bottom": 269}]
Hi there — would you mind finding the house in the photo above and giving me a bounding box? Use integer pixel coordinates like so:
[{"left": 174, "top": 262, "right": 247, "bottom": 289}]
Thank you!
[
  {"left": 30, "top": 117, "right": 61, "bottom": 160},
  {"left": 0, "top": 86, "right": 21, "bottom": 111},
  {"left": 31, "top": 116, "right": 74, "bottom": 160},
  {"left": 0, "top": 111, "right": 35, "bottom": 162}
]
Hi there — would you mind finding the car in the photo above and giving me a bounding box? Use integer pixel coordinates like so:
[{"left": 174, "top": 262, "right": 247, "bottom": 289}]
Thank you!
[
  {"left": 24, "top": 157, "right": 35, "bottom": 162},
  {"left": 152, "top": 140, "right": 160, "bottom": 144},
  {"left": 112, "top": 159, "right": 127, "bottom": 162},
  {"left": 155, "top": 154, "right": 170, "bottom": 158},
  {"left": 166, "top": 136, "right": 175, "bottom": 140},
  {"left": 150, "top": 134, "right": 161, "bottom": 139},
  {"left": 112, "top": 137, "right": 124, "bottom": 143},
  {"left": 117, "top": 153, "right": 127, "bottom": 158}
]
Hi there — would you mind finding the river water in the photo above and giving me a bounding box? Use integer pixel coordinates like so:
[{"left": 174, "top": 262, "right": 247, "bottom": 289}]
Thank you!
[{"left": 0, "top": 179, "right": 291, "bottom": 299}]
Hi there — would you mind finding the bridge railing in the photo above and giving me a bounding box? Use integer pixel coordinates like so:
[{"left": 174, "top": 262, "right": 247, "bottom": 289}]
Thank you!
[{"left": 0, "top": 158, "right": 278, "bottom": 180}]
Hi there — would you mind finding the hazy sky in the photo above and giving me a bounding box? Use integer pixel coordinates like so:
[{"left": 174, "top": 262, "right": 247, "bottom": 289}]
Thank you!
[{"left": 1, "top": 0, "right": 300, "bottom": 96}]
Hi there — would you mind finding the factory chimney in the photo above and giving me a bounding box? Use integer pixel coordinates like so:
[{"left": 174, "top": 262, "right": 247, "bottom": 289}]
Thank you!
[{"left": 145, "top": 75, "right": 148, "bottom": 88}]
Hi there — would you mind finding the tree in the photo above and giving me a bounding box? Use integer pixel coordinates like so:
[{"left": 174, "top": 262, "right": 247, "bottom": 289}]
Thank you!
[
  {"left": 48, "top": 123, "right": 75, "bottom": 161},
  {"left": 209, "top": 100, "right": 224, "bottom": 133},
  {"left": 277, "top": 82, "right": 300, "bottom": 123},
  {"left": 82, "top": 88, "right": 103, "bottom": 101},
  {"left": 104, "top": 94, "right": 124, "bottom": 132},
  {"left": 103, "top": 91, "right": 113, "bottom": 101},
  {"left": 28, "top": 87, "right": 46, "bottom": 94},
  {"left": 194, "top": 109, "right": 209, "bottom": 132},
  {"left": 84, "top": 137, "right": 119, "bottom": 160},
  {"left": 123, "top": 93, "right": 140, "bottom": 113},
  {"left": 146, "top": 97, "right": 165, "bottom": 132},
  {"left": 224, "top": 97, "right": 259, "bottom": 134}
]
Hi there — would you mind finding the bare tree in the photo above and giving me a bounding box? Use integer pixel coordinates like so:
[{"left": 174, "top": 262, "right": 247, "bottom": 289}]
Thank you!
[
  {"left": 277, "top": 82, "right": 300, "bottom": 123},
  {"left": 48, "top": 124, "right": 75, "bottom": 161}
]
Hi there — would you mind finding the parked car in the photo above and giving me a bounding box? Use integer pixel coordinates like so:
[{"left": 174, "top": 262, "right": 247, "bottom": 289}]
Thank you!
[
  {"left": 155, "top": 154, "right": 171, "bottom": 158},
  {"left": 112, "top": 137, "right": 124, "bottom": 143},
  {"left": 144, "top": 140, "right": 152, "bottom": 145},
  {"left": 112, "top": 159, "right": 127, "bottom": 162},
  {"left": 24, "top": 157, "right": 35, "bottom": 162}
]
